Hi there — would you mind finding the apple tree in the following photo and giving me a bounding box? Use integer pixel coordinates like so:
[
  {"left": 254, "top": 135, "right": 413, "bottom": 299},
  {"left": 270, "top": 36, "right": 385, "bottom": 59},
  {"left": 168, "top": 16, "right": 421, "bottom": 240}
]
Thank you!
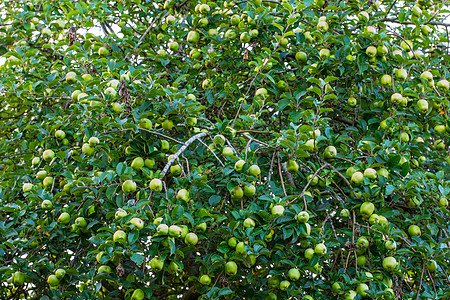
[{"left": 1, "top": 0, "right": 450, "bottom": 299}]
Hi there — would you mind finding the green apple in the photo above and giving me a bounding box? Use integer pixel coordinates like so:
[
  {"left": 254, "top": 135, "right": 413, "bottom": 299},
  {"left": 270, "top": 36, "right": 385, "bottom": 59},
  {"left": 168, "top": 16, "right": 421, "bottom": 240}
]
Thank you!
[
  {"left": 368, "top": 213, "right": 380, "bottom": 224},
  {"left": 176, "top": 189, "right": 190, "bottom": 202},
  {"left": 380, "top": 74, "right": 392, "bottom": 86},
  {"left": 408, "top": 224, "right": 421, "bottom": 237},
  {"left": 169, "top": 225, "right": 182, "bottom": 237},
  {"left": 324, "top": 145, "right": 337, "bottom": 159},
  {"left": 286, "top": 160, "right": 299, "bottom": 173},
  {"left": 427, "top": 260, "right": 437, "bottom": 272},
  {"left": 130, "top": 217, "right": 144, "bottom": 230},
  {"left": 131, "top": 289, "right": 145, "bottom": 300},
  {"left": 357, "top": 236, "right": 369, "bottom": 248},
  {"left": 32, "top": 157, "right": 40, "bottom": 166},
  {"left": 230, "top": 185, "right": 243, "bottom": 199},
  {"left": 391, "top": 93, "right": 403, "bottom": 103},
  {"left": 122, "top": 180, "right": 137, "bottom": 193},
  {"left": 150, "top": 178, "right": 163, "bottom": 192},
  {"left": 162, "top": 119, "right": 173, "bottom": 130},
  {"left": 225, "top": 261, "right": 238, "bottom": 275},
  {"left": 319, "top": 48, "right": 330, "bottom": 59},
  {"left": 47, "top": 274, "right": 60, "bottom": 287},
  {"left": 196, "top": 222, "right": 207, "bottom": 232},
  {"left": 288, "top": 268, "right": 300, "bottom": 281},
  {"left": 243, "top": 217, "right": 256, "bottom": 228},
  {"left": 351, "top": 171, "right": 364, "bottom": 186},
  {"left": 113, "top": 230, "right": 127, "bottom": 243},
  {"left": 139, "top": 118, "right": 152, "bottom": 130},
  {"left": 295, "top": 51, "right": 307, "bottom": 63},
  {"left": 340, "top": 209, "right": 350, "bottom": 218},
  {"left": 332, "top": 282, "right": 343, "bottom": 294},
  {"left": 185, "top": 232, "right": 198, "bottom": 245},
  {"left": 243, "top": 184, "right": 256, "bottom": 197},
  {"left": 385, "top": 240, "right": 396, "bottom": 250},
  {"left": 228, "top": 237, "right": 237, "bottom": 248},
  {"left": 435, "top": 139, "right": 446, "bottom": 150},
  {"left": 268, "top": 276, "right": 279, "bottom": 288},
  {"left": 82, "top": 73, "right": 93, "bottom": 81},
  {"left": 305, "top": 139, "right": 317, "bottom": 151},
  {"left": 187, "top": 30, "right": 199, "bottom": 43},
  {"left": 199, "top": 274, "right": 211, "bottom": 285},
  {"left": 150, "top": 256, "right": 164, "bottom": 271},
  {"left": 344, "top": 290, "right": 357, "bottom": 300},
  {"left": 347, "top": 97, "right": 357, "bottom": 106},
  {"left": 360, "top": 202, "right": 375, "bottom": 218},
  {"left": 74, "top": 216, "right": 87, "bottom": 228},
  {"left": 305, "top": 248, "right": 314, "bottom": 260},
  {"left": 416, "top": 99, "right": 428, "bottom": 113},
  {"left": 439, "top": 197, "right": 448, "bottom": 207},
  {"left": 297, "top": 211, "right": 309, "bottom": 223},
  {"left": 13, "top": 271, "right": 25, "bottom": 286},
  {"left": 366, "top": 46, "right": 377, "bottom": 57},
  {"left": 42, "top": 149, "right": 55, "bottom": 161},
  {"left": 22, "top": 183, "right": 33, "bottom": 192},
  {"left": 356, "top": 283, "right": 369, "bottom": 296},
  {"left": 240, "top": 32, "right": 251, "bottom": 43},
  {"left": 363, "top": 168, "right": 377, "bottom": 179},
  {"left": 314, "top": 243, "right": 327, "bottom": 255},
  {"left": 131, "top": 157, "right": 144, "bottom": 170},
  {"left": 115, "top": 209, "right": 128, "bottom": 220},
  {"left": 357, "top": 255, "right": 367, "bottom": 266},
  {"left": 58, "top": 212, "right": 71, "bottom": 224},
  {"left": 157, "top": 224, "right": 169, "bottom": 235},
  {"left": 271, "top": 205, "right": 284, "bottom": 216},
  {"left": 168, "top": 41, "right": 179, "bottom": 51},
  {"left": 55, "top": 130, "right": 65, "bottom": 140},
  {"left": 382, "top": 256, "right": 397, "bottom": 271},
  {"left": 420, "top": 71, "right": 434, "bottom": 85},
  {"left": 248, "top": 165, "right": 260, "bottom": 176},
  {"left": 98, "top": 47, "right": 108, "bottom": 56},
  {"left": 66, "top": 71, "right": 76, "bottom": 83},
  {"left": 55, "top": 269, "right": 65, "bottom": 279},
  {"left": 223, "top": 147, "right": 234, "bottom": 156},
  {"left": 41, "top": 200, "right": 53, "bottom": 210},
  {"left": 317, "top": 21, "right": 328, "bottom": 32},
  {"left": 279, "top": 280, "right": 290, "bottom": 291},
  {"left": 144, "top": 158, "right": 155, "bottom": 169},
  {"left": 82, "top": 143, "right": 94, "bottom": 155},
  {"left": 111, "top": 102, "right": 122, "bottom": 112},
  {"left": 438, "top": 79, "right": 449, "bottom": 91}
]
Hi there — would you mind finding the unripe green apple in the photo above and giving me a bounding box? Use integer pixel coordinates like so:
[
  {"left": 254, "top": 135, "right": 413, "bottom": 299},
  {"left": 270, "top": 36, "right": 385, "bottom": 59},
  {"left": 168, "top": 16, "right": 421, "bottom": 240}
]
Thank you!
[
  {"left": 196, "top": 222, "right": 207, "bottom": 232},
  {"left": 347, "top": 97, "right": 357, "bottom": 106},
  {"left": 317, "top": 21, "right": 328, "bottom": 33},
  {"left": 286, "top": 160, "right": 299, "bottom": 173},
  {"left": 199, "top": 274, "right": 211, "bottom": 285},
  {"left": 357, "top": 236, "right": 369, "bottom": 248},
  {"left": 58, "top": 212, "right": 71, "bottom": 224},
  {"left": 42, "top": 149, "right": 55, "bottom": 161},
  {"left": 408, "top": 224, "right": 421, "bottom": 237},
  {"left": 113, "top": 230, "right": 127, "bottom": 243},
  {"left": 222, "top": 147, "right": 233, "bottom": 156},
  {"left": 288, "top": 268, "right": 300, "bottom": 281},
  {"left": 363, "top": 168, "right": 377, "bottom": 179},
  {"left": 167, "top": 261, "right": 179, "bottom": 274},
  {"left": 314, "top": 243, "right": 327, "bottom": 255},
  {"left": 243, "top": 217, "right": 256, "bottom": 228},
  {"left": 168, "top": 225, "right": 182, "bottom": 237},
  {"left": 351, "top": 171, "right": 364, "bottom": 186},
  {"left": 319, "top": 48, "right": 330, "bottom": 59},
  {"left": 240, "top": 32, "right": 251, "bottom": 43},
  {"left": 138, "top": 118, "right": 152, "bottom": 130},
  {"left": 150, "top": 256, "right": 164, "bottom": 271},
  {"left": 13, "top": 271, "right": 25, "bottom": 286},
  {"left": 248, "top": 164, "right": 260, "bottom": 176},
  {"left": 225, "top": 261, "right": 238, "bottom": 275},
  {"left": 98, "top": 47, "right": 108, "bottom": 56},
  {"left": 295, "top": 51, "right": 307, "bottom": 63},
  {"left": 380, "top": 74, "right": 392, "bottom": 86},
  {"left": 307, "top": 174, "right": 319, "bottom": 186},
  {"left": 82, "top": 73, "right": 93, "bottom": 81},
  {"left": 122, "top": 180, "right": 137, "bottom": 193},
  {"left": 356, "top": 283, "right": 369, "bottom": 296},
  {"left": 427, "top": 260, "right": 437, "bottom": 272},
  {"left": 268, "top": 276, "right": 279, "bottom": 288},
  {"left": 161, "top": 140, "right": 170, "bottom": 152},
  {"left": 150, "top": 178, "right": 163, "bottom": 192},
  {"left": 243, "top": 184, "right": 256, "bottom": 196},
  {"left": 385, "top": 240, "right": 396, "bottom": 250},
  {"left": 377, "top": 44, "right": 388, "bottom": 55},
  {"left": 74, "top": 217, "right": 87, "bottom": 228},
  {"left": 55, "top": 130, "right": 65, "bottom": 140},
  {"left": 438, "top": 79, "right": 449, "bottom": 91},
  {"left": 55, "top": 269, "right": 66, "bottom": 279},
  {"left": 324, "top": 145, "right": 337, "bottom": 159},
  {"left": 234, "top": 160, "right": 245, "bottom": 172},
  {"left": 130, "top": 217, "right": 144, "bottom": 230},
  {"left": 22, "top": 183, "right": 33, "bottom": 192},
  {"left": 32, "top": 157, "right": 40, "bottom": 166},
  {"left": 439, "top": 197, "right": 448, "bottom": 207},
  {"left": 297, "top": 211, "right": 309, "bottom": 223},
  {"left": 357, "top": 255, "right": 367, "bottom": 266},
  {"left": 41, "top": 200, "right": 53, "bottom": 210},
  {"left": 66, "top": 71, "right": 76, "bottom": 83},
  {"left": 271, "top": 205, "right": 284, "bottom": 216},
  {"left": 382, "top": 256, "right": 397, "bottom": 271},
  {"left": 305, "top": 139, "right": 317, "bottom": 151},
  {"left": 187, "top": 30, "right": 200, "bottom": 44},
  {"left": 421, "top": 24, "right": 432, "bottom": 36},
  {"left": 420, "top": 71, "right": 434, "bottom": 85},
  {"left": 360, "top": 202, "right": 375, "bottom": 218},
  {"left": 131, "top": 157, "right": 144, "bottom": 170},
  {"left": 435, "top": 139, "right": 446, "bottom": 150},
  {"left": 168, "top": 41, "right": 179, "bottom": 51},
  {"left": 162, "top": 119, "right": 173, "bottom": 130},
  {"left": 43, "top": 176, "right": 54, "bottom": 188},
  {"left": 176, "top": 189, "right": 190, "bottom": 202},
  {"left": 131, "top": 289, "right": 145, "bottom": 300},
  {"left": 47, "top": 274, "right": 60, "bottom": 287},
  {"left": 366, "top": 46, "right": 377, "bottom": 57},
  {"left": 417, "top": 99, "right": 428, "bottom": 113},
  {"left": 332, "top": 282, "right": 343, "bottom": 294},
  {"left": 82, "top": 143, "right": 94, "bottom": 155},
  {"left": 184, "top": 232, "right": 198, "bottom": 245},
  {"left": 340, "top": 209, "right": 350, "bottom": 218}
]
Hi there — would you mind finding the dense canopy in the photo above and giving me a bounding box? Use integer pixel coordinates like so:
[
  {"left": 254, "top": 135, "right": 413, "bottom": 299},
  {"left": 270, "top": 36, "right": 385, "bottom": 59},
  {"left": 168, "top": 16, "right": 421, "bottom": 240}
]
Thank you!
[{"left": 1, "top": 0, "right": 450, "bottom": 299}]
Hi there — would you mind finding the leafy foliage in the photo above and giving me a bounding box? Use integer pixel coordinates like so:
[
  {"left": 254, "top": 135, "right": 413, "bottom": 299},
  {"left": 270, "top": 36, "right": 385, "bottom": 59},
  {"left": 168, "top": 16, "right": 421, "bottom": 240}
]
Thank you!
[{"left": 1, "top": 0, "right": 450, "bottom": 299}]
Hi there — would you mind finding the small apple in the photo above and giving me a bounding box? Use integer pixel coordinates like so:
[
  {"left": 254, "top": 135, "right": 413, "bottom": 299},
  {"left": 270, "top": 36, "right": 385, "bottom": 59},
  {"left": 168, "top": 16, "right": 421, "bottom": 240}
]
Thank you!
[
  {"left": 42, "top": 149, "right": 55, "bottom": 161},
  {"left": 383, "top": 256, "right": 397, "bottom": 271},
  {"left": 438, "top": 79, "right": 449, "bottom": 91},
  {"left": 55, "top": 269, "right": 65, "bottom": 279},
  {"left": 130, "top": 218, "right": 144, "bottom": 230},
  {"left": 82, "top": 73, "right": 93, "bottom": 81},
  {"left": 176, "top": 189, "right": 190, "bottom": 202},
  {"left": 122, "top": 180, "right": 137, "bottom": 193},
  {"left": 150, "top": 178, "right": 163, "bottom": 192},
  {"left": 360, "top": 202, "right": 375, "bottom": 218},
  {"left": 368, "top": 213, "right": 380, "bottom": 224},
  {"left": 435, "top": 139, "right": 446, "bottom": 150},
  {"left": 187, "top": 31, "right": 200, "bottom": 44},
  {"left": 357, "top": 236, "right": 369, "bottom": 248},
  {"left": 82, "top": 143, "right": 94, "bottom": 155},
  {"left": 169, "top": 225, "right": 182, "bottom": 237},
  {"left": 58, "top": 212, "right": 71, "bottom": 224},
  {"left": 138, "top": 118, "right": 152, "bottom": 130},
  {"left": 268, "top": 277, "right": 279, "bottom": 288},
  {"left": 75, "top": 217, "right": 87, "bottom": 228},
  {"left": 225, "top": 261, "right": 237, "bottom": 275},
  {"left": 427, "top": 260, "right": 437, "bottom": 272},
  {"left": 324, "top": 145, "right": 337, "bottom": 159},
  {"left": 41, "top": 200, "right": 53, "bottom": 210},
  {"left": 364, "top": 168, "right": 377, "bottom": 179},
  {"left": 380, "top": 74, "right": 392, "bottom": 86},
  {"left": 332, "top": 282, "right": 343, "bottom": 294},
  {"left": 347, "top": 97, "right": 357, "bottom": 106},
  {"left": 286, "top": 160, "right": 299, "bottom": 173},
  {"left": 150, "top": 256, "right": 164, "bottom": 271},
  {"left": 243, "top": 184, "right": 256, "bottom": 197},
  {"left": 366, "top": 46, "right": 377, "bottom": 57},
  {"left": 351, "top": 171, "right": 364, "bottom": 186},
  {"left": 115, "top": 209, "right": 128, "bottom": 220},
  {"left": 317, "top": 21, "right": 328, "bottom": 32},
  {"left": 196, "top": 222, "right": 207, "bottom": 232},
  {"left": 439, "top": 197, "right": 448, "bottom": 207},
  {"left": 144, "top": 158, "right": 155, "bottom": 169},
  {"left": 340, "top": 209, "right": 350, "bottom": 218},
  {"left": 32, "top": 157, "right": 40, "bottom": 166},
  {"left": 305, "top": 139, "right": 317, "bottom": 151},
  {"left": 111, "top": 102, "right": 122, "bottom": 112},
  {"left": 47, "top": 275, "right": 60, "bottom": 287},
  {"left": 356, "top": 283, "right": 369, "bottom": 296},
  {"left": 248, "top": 165, "right": 260, "bottom": 176},
  {"left": 157, "top": 224, "right": 169, "bottom": 235},
  {"left": 279, "top": 280, "right": 290, "bottom": 291},
  {"left": 162, "top": 119, "right": 173, "bottom": 130},
  {"left": 304, "top": 248, "right": 314, "bottom": 260},
  {"left": 131, "top": 157, "right": 144, "bottom": 170},
  {"left": 66, "top": 71, "right": 76, "bottom": 83},
  {"left": 271, "top": 205, "right": 284, "bottom": 216},
  {"left": 314, "top": 243, "right": 327, "bottom": 255},
  {"left": 98, "top": 47, "right": 108, "bottom": 56},
  {"left": 199, "top": 274, "right": 211, "bottom": 285},
  {"left": 243, "top": 217, "right": 256, "bottom": 228},
  {"left": 297, "top": 211, "right": 309, "bottom": 223},
  {"left": 408, "top": 224, "right": 421, "bottom": 237},
  {"left": 13, "top": 271, "right": 25, "bottom": 286},
  {"left": 416, "top": 99, "right": 428, "bottom": 113},
  {"left": 113, "top": 230, "right": 127, "bottom": 243},
  {"left": 22, "top": 183, "right": 33, "bottom": 192},
  {"left": 185, "top": 232, "right": 198, "bottom": 245},
  {"left": 295, "top": 51, "right": 307, "bottom": 63},
  {"left": 131, "top": 289, "right": 145, "bottom": 300},
  {"left": 385, "top": 240, "right": 396, "bottom": 250},
  {"left": 55, "top": 130, "right": 65, "bottom": 140},
  {"left": 288, "top": 268, "right": 300, "bottom": 281},
  {"left": 319, "top": 48, "right": 330, "bottom": 59}
]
